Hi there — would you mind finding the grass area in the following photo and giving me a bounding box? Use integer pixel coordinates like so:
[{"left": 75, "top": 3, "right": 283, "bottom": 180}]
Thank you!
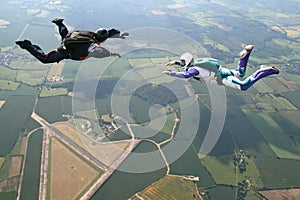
[
  {"left": 0, "top": 95, "right": 35, "bottom": 156},
  {"left": 0, "top": 66, "right": 17, "bottom": 80},
  {"left": 284, "top": 91, "right": 300, "bottom": 109},
  {"left": 253, "top": 93, "right": 297, "bottom": 112},
  {"left": 47, "top": 62, "right": 65, "bottom": 79},
  {"left": 237, "top": 157, "right": 263, "bottom": 188},
  {"left": 9, "top": 135, "right": 23, "bottom": 156},
  {"left": 277, "top": 77, "right": 299, "bottom": 91},
  {"left": 0, "top": 80, "right": 19, "bottom": 90},
  {"left": 169, "top": 146, "right": 215, "bottom": 188},
  {"left": 39, "top": 87, "right": 68, "bottom": 97},
  {"left": 35, "top": 96, "right": 72, "bottom": 123},
  {"left": 150, "top": 57, "right": 169, "bottom": 64},
  {"left": 201, "top": 154, "right": 236, "bottom": 186},
  {"left": 0, "top": 157, "right": 5, "bottom": 170},
  {"left": 255, "top": 157, "right": 300, "bottom": 188},
  {"left": 244, "top": 110, "right": 300, "bottom": 160},
  {"left": 263, "top": 77, "right": 290, "bottom": 92},
  {"left": 128, "top": 58, "right": 153, "bottom": 67},
  {"left": 53, "top": 123, "right": 86, "bottom": 150},
  {"left": 278, "top": 110, "right": 300, "bottom": 129},
  {"left": 253, "top": 79, "right": 274, "bottom": 93},
  {"left": 135, "top": 65, "right": 165, "bottom": 80},
  {"left": 136, "top": 175, "right": 201, "bottom": 199},
  {"left": 54, "top": 122, "right": 130, "bottom": 166},
  {"left": 0, "top": 191, "right": 17, "bottom": 200},
  {"left": 20, "top": 130, "right": 42, "bottom": 200},
  {"left": 205, "top": 185, "right": 236, "bottom": 200},
  {"left": 48, "top": 137, "right": 102, "bottom": 200},
  {"left": 76, "top": 109, "right": 99, "bottom": 121},
  {"left": 17, "top": 69, "right": 48, "bottom": 86},
  {"left": 14, "top": 84, "right": 39, "bottom": 96}
]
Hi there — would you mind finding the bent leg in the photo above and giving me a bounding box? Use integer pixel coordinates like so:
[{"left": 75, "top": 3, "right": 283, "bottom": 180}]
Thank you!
[
  {"left": 24, "top": 43, "right": 66, "bottom": 63},
  {"left": 52, "top": 19, "right": 69, "bottom": 41},
  {"left": 223, "top": 66, "right": 279, "bottom": 91},
  {"left": 231, "top": 45, "right": 254, "bottom": 78}
]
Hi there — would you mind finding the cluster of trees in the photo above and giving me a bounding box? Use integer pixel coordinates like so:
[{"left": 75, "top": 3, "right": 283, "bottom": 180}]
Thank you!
[
  {"left": 237, "top": 180, "right": 251, "bottom": 200},
  {"left": 133, "top": 83, "right": 178, "bottom": 106},
  {"left": 203, "top": 44, "right": 234, "bottom": 64}
]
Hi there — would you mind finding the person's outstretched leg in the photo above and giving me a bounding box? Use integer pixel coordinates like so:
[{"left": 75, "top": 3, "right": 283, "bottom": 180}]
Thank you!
[
  {"left": 231, "top": 44, "right": 254, "bottom": 78},
  {"left": 52, "top": 18, "right": 68, "bottom": 41},
  {"left": 15, "top": 40, "right": 66, "bottom": 63},
  {"left": 222, "top": 65, "right": 279, "bottom": 91}
]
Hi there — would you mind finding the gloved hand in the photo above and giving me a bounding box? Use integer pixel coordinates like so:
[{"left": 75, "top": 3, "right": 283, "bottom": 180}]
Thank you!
[
  {"left": 108, "top": 28, "right": 121, "bottom": 37},
  {"left": 162, "top": 70, "right": 172, "bottom": 75},
  {"left": 110, "top": 52, "right": 121, "bottom": 57},
  {"left": 165, "top": 61, "right": 176, "bottom": 66},
  {"left": 119, "top": 32, "right": 129, "bottom": 39}
]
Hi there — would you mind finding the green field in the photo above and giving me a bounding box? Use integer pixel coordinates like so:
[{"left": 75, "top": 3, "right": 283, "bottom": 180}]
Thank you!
[
  {"left": 244, "top": 110, "right": 300, "bottom": 160},
  {"left": 237, "top": 157, "right": 263, "bottom": 188},
  {"left": 136, "top": 175, "right": 201, "bottom": 199},
  {"left": 201, "top": 154, "right": 236, "bottom": 186},
  {"left": 35, "top": 96, "right": 72, "bottom": 123},
  {"left": 205, "top": 185, "right": 236, "bottom": 200},
  {"left": 0, "top": 157, "right": 5, "bottom": 170},
  {"left": 255, "top": 157, "right": 300, "bottom": 188},
  {"left": 253, "top": 93, "right": 297, "bottom": 111},
  {"left": 20, "top": 130, "right": 43, "bottom": 200},
  {"left": 0, "top": 95, "right": 35, "bottom": 156},
  {"left": 91, "top": 141, "right": 166, "bottom": 200},
  {"left": 0, "top": 80, "right": 19, "bottom": 90},
  {"left": 253, "top": 79, "right": 274, "bottom": 93},
  {"left": 39, "top": 87, "right": 68, "bottom": 97},
  {"left": 0, "top": 66, "right": 17, "bottom": 80},
  {"left": 17, "top": 69, "right": 48, "bottom": 86},
  {"left": 170, "top": 146, "right": 215, "bottom": 188},
  {"left": 263, "top": 77, "right": 290, "bottom": 92}
]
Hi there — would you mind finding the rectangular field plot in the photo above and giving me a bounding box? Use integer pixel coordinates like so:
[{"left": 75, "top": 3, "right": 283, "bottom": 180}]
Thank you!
[
  {"left": 136, "top": 175, "right": 201, "bottom": 200},
  {"left": 47, "top": 62, "right": 65, "bottom": 79},
  {"left": 0, "top": 65, "right": 17, "bottom": 80},
  {"left": 39, "top": 87, "right": 68, "bottom": 97},
  {"left": 201, "top": 154, "right": 236, "bottom": 186},
  {"left": 253, "top": 93, "right": 297, "bottom": 112},
  {"left": 128, "top": 58, "right": 152, "bottom": 67},
  {"left": 150, "top": 57, "right": 169, "bottom": 64},
  {"left": 17, "top": 70, "right": 48, "bottom": 86},
  {"left": 48, "top": 137, "right": 102, "bottom": 200},
  {"left": 263, "top": 77, "right": 290, "bottom": 92},
  {"left": 0, "top": 80, "right": 19, "bottom": 90},
  {"left": 244, "top": 110, "right": 300, "bottom": 160},
  {"left": 253, "top": 79, "right": 274, "bottom": 93},
  {"left": 136, "top": 66, "right": 164, "bottom": 80},
  {"left": 277, "top": 77, "right": 299, "bottom": 91},
  {"left": 255, "top": 157, "right": 300, "bottom": 188}
]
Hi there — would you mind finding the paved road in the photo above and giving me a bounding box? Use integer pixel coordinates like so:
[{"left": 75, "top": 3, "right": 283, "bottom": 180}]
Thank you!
[{"left": 31, "top": 112, "right": 141, "bottom": 200}]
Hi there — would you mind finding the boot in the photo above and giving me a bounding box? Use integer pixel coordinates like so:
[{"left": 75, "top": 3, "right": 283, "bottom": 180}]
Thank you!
[
  {"left": 52, "top": 18, "right": 64, "bottom": 25},
  {"left": 15, "top": 40, "right": 32, "bottom": 49}
]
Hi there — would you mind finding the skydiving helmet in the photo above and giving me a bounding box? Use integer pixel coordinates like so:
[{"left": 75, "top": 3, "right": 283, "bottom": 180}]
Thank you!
[
  {"left": 95, "top": 28, "right": 109, "bottom": 43},
  {"left": 180, "top": 52, "right": 194, "bottom": 68}
]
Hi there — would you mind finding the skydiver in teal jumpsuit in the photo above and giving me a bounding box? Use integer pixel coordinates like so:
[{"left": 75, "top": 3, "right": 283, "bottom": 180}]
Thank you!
[{"left": 162, "top": 45, "right": 279, "bottom": 91}]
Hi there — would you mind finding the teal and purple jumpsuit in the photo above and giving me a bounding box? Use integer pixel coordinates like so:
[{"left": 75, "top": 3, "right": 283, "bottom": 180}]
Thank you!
[{"left": 169, "top": 49, "right": 279, "bottom": 91}]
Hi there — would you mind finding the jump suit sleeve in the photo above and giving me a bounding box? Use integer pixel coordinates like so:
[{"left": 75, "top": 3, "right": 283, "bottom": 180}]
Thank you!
[
  {"left": 169, "top": 67, "right": 199, "bottom": 78},
  {"left": 86, "top": 43, "right": 112, "bottom": 58}
]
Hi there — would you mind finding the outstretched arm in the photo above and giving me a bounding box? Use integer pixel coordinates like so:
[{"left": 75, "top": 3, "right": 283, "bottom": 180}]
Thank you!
[
  {"left": 162, "top": 67, "right": 199, "bottom": 78},
  {"left": 165, "top": 60, "right": 181, "bottom": 66},
  {"left": 87, "top": 44, "right": 121, "bottom": 58},
  {"left": 108, "top": 28, "right": 129, "bottom": 39}
]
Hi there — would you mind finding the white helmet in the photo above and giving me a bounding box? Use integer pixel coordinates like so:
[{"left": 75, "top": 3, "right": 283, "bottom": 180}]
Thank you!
[{"left": 180, "top": 53, "right": 194, "bottom": 67}]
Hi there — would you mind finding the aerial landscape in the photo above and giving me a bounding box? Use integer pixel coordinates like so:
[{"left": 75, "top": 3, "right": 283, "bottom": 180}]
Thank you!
[{"left": 0, "top": 0, "right": 300, "bottom": 199}]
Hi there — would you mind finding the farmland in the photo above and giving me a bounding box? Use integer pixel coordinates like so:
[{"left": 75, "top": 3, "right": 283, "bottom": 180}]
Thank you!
[{"left": 0, "top": 0, "right": 300, "bottom": 199}]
